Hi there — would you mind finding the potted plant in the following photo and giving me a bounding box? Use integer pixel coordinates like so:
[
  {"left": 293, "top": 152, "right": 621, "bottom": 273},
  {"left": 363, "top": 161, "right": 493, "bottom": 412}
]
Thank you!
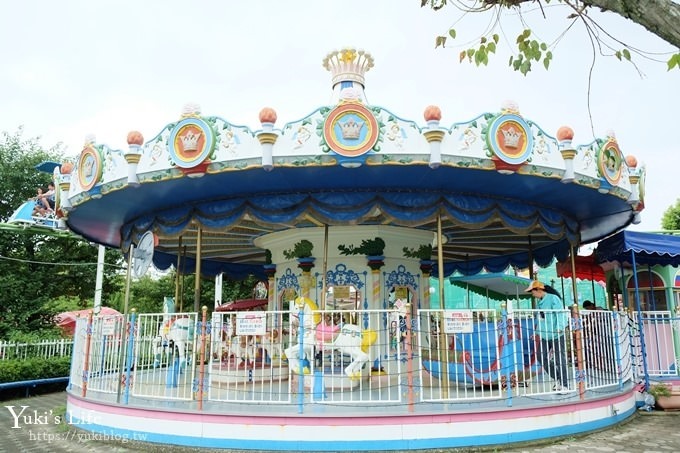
[
  {"left": 263, "top": 249, "right": 276, "bottom": 276},
  {"left": 338, "top": 237, "right": 385, "bottom": 257},
  {"left": 283, "top": 240, "right": 315, "bottom": 270},
  {"left": 403, "top": 244, "right": 434, "bottom": 273},
  {"left": 338, "top": 237, "right": 385, "bottom": 270},
  {"left": 402, "top": 244, "right": 433, "bottom": 260},
  {"left": 647, "top": 383, "right": 680, "bottom": 410}
]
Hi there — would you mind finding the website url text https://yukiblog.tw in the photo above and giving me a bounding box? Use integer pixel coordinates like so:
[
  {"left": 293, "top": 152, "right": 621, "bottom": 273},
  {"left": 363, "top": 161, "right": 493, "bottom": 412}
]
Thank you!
[{"left": 28, "top": 429, "right": 148, "bottom": 444}]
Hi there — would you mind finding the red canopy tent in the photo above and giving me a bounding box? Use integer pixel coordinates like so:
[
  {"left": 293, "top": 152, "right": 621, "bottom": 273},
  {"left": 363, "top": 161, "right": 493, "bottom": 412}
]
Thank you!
[
  {"left": 55, "top": 307, "right": 121, "bottom": 335},
  {"left": 215, "top": 298, "right": 268, "bottom": 312},
  {"left": 556, "top": 253, "right": 606, "bottom": 283}
]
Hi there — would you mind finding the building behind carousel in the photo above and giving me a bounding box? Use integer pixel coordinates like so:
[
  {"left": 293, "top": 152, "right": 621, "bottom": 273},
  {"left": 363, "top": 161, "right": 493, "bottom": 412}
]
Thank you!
[{"left": 56, "top": 48, "right": 649, "bottom": 451}]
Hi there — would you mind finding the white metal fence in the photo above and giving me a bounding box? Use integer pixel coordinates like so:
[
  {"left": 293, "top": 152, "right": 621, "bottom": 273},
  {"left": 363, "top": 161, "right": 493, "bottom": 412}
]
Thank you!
[
  {"left": 0, "top": 338, "right": 73, "bottom": 360},
  {"left": 631, "top": 311, "right": 680, "bottom": 378},
  {"left": 64, "top": 306, "right": 676, "bottom": 411}
]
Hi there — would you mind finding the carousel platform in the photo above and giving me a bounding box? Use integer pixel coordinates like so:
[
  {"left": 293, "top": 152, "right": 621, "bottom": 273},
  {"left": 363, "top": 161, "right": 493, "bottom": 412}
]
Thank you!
[{"left": 66, "top": 380, "right": 637, "bottom": 451}]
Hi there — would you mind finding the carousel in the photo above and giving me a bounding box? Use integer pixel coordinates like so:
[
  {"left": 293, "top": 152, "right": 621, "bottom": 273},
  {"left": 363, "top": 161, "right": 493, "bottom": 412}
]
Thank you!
[{"left": 58, "top": 48, "right": 646, "bottom": 451}]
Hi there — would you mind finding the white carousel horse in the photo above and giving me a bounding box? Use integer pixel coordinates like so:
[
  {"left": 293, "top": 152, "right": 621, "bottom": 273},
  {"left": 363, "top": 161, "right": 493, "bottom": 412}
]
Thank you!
[
  {"left": 153, "top": 317, "right": 195, "bottom": 369},
  {"left": 283, "top": 297, "right": 377, "bottom": 379},
  {"left": 388, "top": 298, "right": 409, "bottom": 350},
  {"left": 225, "top": 335, "right": 257, "bottom": 367},
  {"left": 259, "top": 329, "right": 282, "bottom": 361}
]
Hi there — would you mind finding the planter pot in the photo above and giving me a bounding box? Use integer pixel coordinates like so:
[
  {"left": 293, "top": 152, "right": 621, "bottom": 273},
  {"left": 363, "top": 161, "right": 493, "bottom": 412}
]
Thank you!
[
  {"left": 296, "top": 257, "right": 315, "bottom": 271},
  {"left": 655, "top": 393, "right": 680, "bottom": 411},
  {"left": 366, "top": 255, "right": 385, "bottom": 271}
]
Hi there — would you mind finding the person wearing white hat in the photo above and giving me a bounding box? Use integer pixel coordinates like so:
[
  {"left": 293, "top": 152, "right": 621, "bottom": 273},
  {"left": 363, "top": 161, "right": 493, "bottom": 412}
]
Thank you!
[{"left": 525, "top": 280, "right": 571, "bottom": 393}]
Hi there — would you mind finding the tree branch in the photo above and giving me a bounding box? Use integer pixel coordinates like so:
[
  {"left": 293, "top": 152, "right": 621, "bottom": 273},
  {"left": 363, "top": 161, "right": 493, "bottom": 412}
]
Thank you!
[
  {"left": 478, "top": 0, "right": 680, "bottom": 48},
  {"left": 586, "top": 0, "right": 680, "bottom": 48}
]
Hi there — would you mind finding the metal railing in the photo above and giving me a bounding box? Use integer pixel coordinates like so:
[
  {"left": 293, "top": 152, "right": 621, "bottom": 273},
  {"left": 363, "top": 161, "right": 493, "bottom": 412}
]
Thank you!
[
  {"left": 66, "top": 306, "right": 658, "bottom": 412},
  {"left": 0, "top": 338, "right": 73, "bottom": 360}
]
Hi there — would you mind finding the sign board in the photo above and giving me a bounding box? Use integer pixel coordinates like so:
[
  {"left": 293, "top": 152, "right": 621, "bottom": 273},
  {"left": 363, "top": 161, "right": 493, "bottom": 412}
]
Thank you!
[
  {"left": 101, "top": 317, "right": 117, "bottom": 336},
  {"left": 333, "top": 286, "right": 351, "bottom": 299},
  {"left": 443, "top": 310, "right": 474, "bottom": 334},
  {"left": 395, "top": 286, "right": 409, "bottom": 300},
  {"left": 236, "top": 312, "right": 267, "bottom": 336}
]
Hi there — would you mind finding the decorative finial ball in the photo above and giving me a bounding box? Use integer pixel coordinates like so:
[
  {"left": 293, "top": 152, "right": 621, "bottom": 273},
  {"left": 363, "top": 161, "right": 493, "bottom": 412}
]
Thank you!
[
  {"left": 127, "top": 130, "right": 144, "bottom": 146},
  {"left": 606, "top": 129, "right": 616, "bottom": 139},
  {"left": 625, "top": 155, "right": 638, "bottom": 169},
  {"left": 259, "top": 107, "right": 277, "bottom": 124},
  {"left": 60, "top": 162, "right": 74, "bottom": 175},
  {"left": 424, "top": 105, "right": 442, "bottom": 122},
  {"left": 556, "top": 126, "right": 574, "bottom": 142},
  {"left": 501, "top": 100, "right": 519, "bottom": 113}
]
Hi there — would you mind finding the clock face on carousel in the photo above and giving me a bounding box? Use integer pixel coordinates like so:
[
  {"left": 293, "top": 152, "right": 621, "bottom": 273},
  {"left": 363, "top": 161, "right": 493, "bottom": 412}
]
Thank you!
[{"left": 133, "top": 231, "right": 155, "bottom": 278}]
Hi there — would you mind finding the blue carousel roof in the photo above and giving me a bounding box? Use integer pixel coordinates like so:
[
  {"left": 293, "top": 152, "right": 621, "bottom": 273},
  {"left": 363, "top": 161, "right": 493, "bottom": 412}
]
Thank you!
[{"left": 56, "top": 48, "right": 644, "bottom": 278}]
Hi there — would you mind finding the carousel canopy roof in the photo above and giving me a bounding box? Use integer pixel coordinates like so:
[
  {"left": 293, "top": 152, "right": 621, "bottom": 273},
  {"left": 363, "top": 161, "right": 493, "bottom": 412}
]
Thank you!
[
  {"left": 595, "top": 230, "right": 680, "bottom": 267},
  {"left": 57, "top": 48, "right": 644, "bottom": 279}
]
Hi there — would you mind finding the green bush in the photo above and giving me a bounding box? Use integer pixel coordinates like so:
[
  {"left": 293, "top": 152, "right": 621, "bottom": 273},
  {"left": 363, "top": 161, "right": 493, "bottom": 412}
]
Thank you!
[{"left": 0, "top": 356, "right": 71, "bottom": 383}]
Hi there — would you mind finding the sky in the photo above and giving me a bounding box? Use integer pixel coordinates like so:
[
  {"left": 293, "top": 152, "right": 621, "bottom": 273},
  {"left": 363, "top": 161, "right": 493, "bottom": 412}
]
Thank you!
[{"left": 1, "top": 0, "right": 678, "bottom": 234}]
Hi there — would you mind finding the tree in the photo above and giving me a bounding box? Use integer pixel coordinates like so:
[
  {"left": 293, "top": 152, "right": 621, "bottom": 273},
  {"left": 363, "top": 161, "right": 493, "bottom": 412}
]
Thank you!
[
  {"left": 425, "top": 0, "right": 680, "bottom": 74},
  {"left": 0, "top": 130, "right": 124, "bottom": 338},
  {"left": 661, "top": 199, "right": 680, "bottom": 230},
  {"left": 108, "top": 271, "right": 259, "bottom": 314}
]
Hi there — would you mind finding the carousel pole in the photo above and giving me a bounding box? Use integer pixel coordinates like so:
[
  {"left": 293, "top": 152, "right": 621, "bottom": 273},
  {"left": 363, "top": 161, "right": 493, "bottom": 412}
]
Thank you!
[
  {"left": 527, "top": 236, "right": 535, "bottom": 309},
  {"left": 174, "top": 237, "right": 182, "bottom": 312},
  {"left": 436, "top": 214, "right": 449, "bottom": 397},
  {"left": 117, "top": 247, "right": 134, "bottom": 403},
  {"left": 180, "top": 245, "right": 186, "bottom": 313},
  {"left": 570, "top": 245, "right": 585, "bottom": 398},
  {"left": 194, "top": 228, "right": 202, "bottom": 313},
  {"left": 123, "top": 244, "right": 134, "bottom": 316},
  {"left": 214, "top": 273, "right": 223, "bottom": 309},
  {"left": 590, "top": 270, "right": 596, "bottom": 306},
  {"left": 569, "top": 247, "right": 578, "bottom": 307},
  {"left": 93, "top": 244, "right": 105, "bottom": 312},
  {"left": 322, "top": 225, "right": 329, "bottom": 309}
]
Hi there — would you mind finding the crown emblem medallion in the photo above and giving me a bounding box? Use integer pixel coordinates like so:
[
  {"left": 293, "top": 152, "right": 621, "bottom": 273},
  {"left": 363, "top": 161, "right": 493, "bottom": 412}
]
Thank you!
[
  {"left": 340, "top": 118, "right": 364, "bottom": 140},
  {"left": 168, "top": 117, "right": 216, "bottom": 169},
  {"left": 322, "top": 102, "right": 380, "bottom": 159},
  {"left": 501, "top": 126, "right": 521, "bottom": 149},
  {"left": 486, "top": 114, "right": 533, "bottom": 166}
]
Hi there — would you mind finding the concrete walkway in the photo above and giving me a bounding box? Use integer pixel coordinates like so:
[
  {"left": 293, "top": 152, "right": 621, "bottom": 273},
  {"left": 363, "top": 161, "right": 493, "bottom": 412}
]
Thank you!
[{"left": 1, "top": 392, "right": 679, "bottom": 452}]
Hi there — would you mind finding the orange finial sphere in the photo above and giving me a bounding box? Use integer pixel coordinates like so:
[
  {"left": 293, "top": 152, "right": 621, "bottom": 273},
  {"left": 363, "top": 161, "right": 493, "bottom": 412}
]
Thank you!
[
  {"left": 424, "top": 105, "right": 442, "bottom": 122},
  {"left": 625, "top": 155, "right": 638, "bottom": 168},
  {"left": 259, "top": 107, "right": 277, "bottom": 124},
  {"left": 60, "top": 162, "right": 74, "bottom": 174},
  {"left": 556, "top": 126, "right": 574, "bottom": 141},
  {"left": 127, "top": 131, "right": 144, "bottom": 146}
]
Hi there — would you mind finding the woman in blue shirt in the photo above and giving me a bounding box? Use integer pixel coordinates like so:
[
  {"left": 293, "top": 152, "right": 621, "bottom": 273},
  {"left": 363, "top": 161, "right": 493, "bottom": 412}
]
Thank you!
[{"left": 526, "top": 280, "right": 571, "bottom": 392}]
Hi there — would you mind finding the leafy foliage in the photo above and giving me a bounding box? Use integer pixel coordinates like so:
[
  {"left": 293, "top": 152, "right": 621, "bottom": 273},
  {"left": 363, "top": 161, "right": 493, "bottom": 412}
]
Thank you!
[
  {"left": 0, "top": 356, "right": 71, "bottom": 383},
  {"left": 0, "top": 130, "right": 124, "bottom": 338},
  {"left": 661, "top": 199, "right": 680, "bottom": 230},
  {"left": 402, "top": 244, "right": 434, "bottom": 260},
  {"left": 0, "top": 129, "right": 265, "bottom": 340},
  {"left": 668, "top": 53, "right": 680, "bottom": 71},
  {"left": 338, "top": 237, "right": 385, "bottom": 256},
  {"left": 283, "top": 240, "right": 314, "bottom": 260},
  {"left": 648, "top": 383, "right": 672, "bottom": 399},
  {"left": 424, "top": 0, "right": 680, "bottom": 74}
]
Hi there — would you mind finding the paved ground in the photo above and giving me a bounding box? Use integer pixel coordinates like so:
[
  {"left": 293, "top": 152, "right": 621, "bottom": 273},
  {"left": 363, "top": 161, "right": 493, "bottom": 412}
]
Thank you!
[{"left": 2, "top": 391, "right": 680, "bottom": 452}]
